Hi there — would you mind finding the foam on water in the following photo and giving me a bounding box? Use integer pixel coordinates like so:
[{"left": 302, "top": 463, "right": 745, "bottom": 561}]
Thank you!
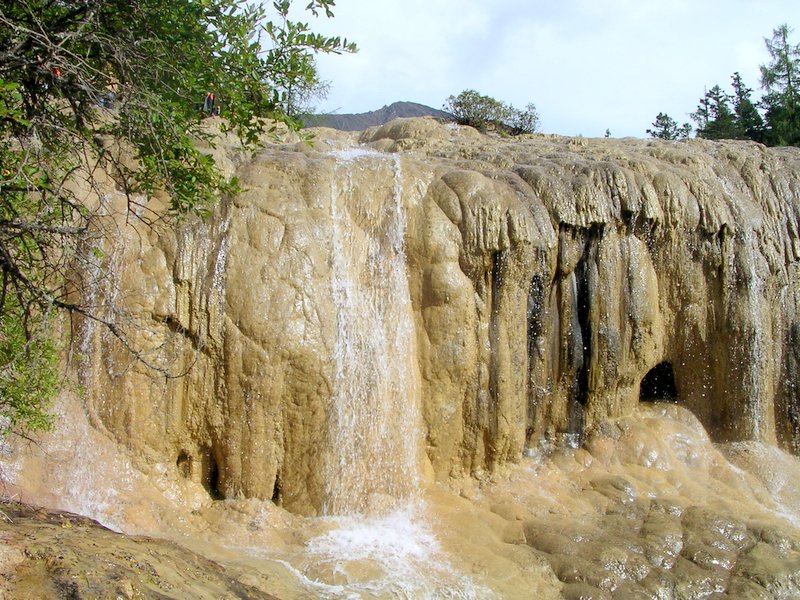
[
  {"left": 723, "top": 440, "right": 800, "bottom": 529},
  {"left": 4, "top": 395, "right": 134, "bottom": 532},
  {"left": 306, "top": 503, "right": 437, "bottom": 563},
  {"left": 302, "top": 502, "right": 494, "bottom": 599},
  {"left": 330, "top": 147, "right": 386, "bottom": 162}
]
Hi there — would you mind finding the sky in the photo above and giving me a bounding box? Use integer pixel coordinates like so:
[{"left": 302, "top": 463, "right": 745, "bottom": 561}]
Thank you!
[{"left": 299, "top": 0, "right": 800, "bottom": 138}]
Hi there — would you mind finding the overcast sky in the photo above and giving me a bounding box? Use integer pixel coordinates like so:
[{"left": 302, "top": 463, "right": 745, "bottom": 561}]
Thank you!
[{"left": 302, "top": 0, "right": 800, "bottom": 138}]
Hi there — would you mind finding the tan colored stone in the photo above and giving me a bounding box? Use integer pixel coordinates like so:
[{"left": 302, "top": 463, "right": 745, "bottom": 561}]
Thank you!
[{"left": 73, "top": 118, "right": 800, "bottom": 515}]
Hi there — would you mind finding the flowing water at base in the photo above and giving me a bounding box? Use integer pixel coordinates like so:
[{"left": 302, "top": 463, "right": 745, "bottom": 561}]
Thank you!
[
  {"left": 298, "top": 503, "right": 493, "bottom": 599},
  {"left": 5, "top": 399, "right": 800, "bottom": 599}
]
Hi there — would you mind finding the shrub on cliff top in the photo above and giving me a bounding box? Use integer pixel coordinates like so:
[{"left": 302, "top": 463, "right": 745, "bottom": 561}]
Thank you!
[{"left": 444, "top": 90, "right": 539, "bottom": 135}]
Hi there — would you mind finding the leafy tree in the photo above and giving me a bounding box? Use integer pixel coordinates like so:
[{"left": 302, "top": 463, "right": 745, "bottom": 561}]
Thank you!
[
  {"left": 646, "top": 113, "right": 691, "bottom": 140},
  {"left": 507, "top": 102, "right": 540, "bottom": 135},
  {"left": 760, "top": 24, "right": 800, "bottom": 145},
  {"left": 0, "top": 295, "right": 59, "bottom": 438},
  {"left": 444, "top": 89, "right": 509, "bottom": 130},
  {"left": 0, "top": 0, "right": 354, "bottom": 438},
  {"left": 444, "top": 90, "right": 539, "bottom": 135}
]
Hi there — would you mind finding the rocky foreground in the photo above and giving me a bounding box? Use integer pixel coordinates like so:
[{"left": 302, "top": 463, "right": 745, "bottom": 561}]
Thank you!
[{"left": 0, "top": 501, "right": 279, "bottom": 599}]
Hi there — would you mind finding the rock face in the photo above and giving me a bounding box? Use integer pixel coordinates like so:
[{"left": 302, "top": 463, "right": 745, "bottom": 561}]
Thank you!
[
  {"left": 0, "top": 501, "right": 280, "bottom": 600},
  {"left": 77, "top": 118, "right": 800, "bottom": 515}
]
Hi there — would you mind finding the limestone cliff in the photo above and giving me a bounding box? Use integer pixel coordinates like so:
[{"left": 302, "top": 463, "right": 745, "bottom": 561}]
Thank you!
[{"left": 76, "top": 118, "right": 800, "bottom": 515}]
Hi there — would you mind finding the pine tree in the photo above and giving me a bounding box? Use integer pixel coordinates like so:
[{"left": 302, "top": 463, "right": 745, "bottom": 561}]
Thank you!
[
  {"left": 691, "top": 91, "right": 711, "bottom": 132},
  {"left": 731, "top": 72, "right": 765, "bottom": 142},
  {"left": 647, "top": 113, "right": 691, "bottom": 140},
  {"left": 760, "top": 24, "right": 800, "bottom": 146},
  {"left": 692, "top": 85, "right": 742, "bottom": 140}
]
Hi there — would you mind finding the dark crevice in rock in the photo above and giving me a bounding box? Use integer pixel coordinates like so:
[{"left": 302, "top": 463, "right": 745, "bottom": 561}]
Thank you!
[
  {"left": 778, "top": 323, "right": 800, "bottom": 452},
  {"left": 176, "top": 450, "right": 192, "bottom": 479},
  {"left": 488, "top": 249, "right": 504, "bottom": 464},
  {"left": 568, "top": 228, "right": 599, "bottom": 438},
  {"left": 489, "top": 248, "right": 504, "bottom": 391},
  {"left": 202, "top": 447, "right": 224, "bottom": 500},
  {"left": 272, "top": 471, "right": 282, "bottom": 504},
  {"left": 640, "top": 362, "right": 679, "bottom": 402},
  {"left": 574, "top": 255, "right": 591, "bottom": 409},
  {"left": 527, "top": 273, "right": 546, "bottom": 360}
]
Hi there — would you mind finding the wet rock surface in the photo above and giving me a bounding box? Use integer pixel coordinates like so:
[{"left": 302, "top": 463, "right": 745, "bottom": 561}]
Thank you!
[
  {"left": 0, "top": 501, "right": 279, "bottom": 600},
  {"left": 4, "top": 404, "right": 800, "bottom": 599},
  {"left": 75, "top": 118, "right": 800, "bottom": 514},
  {"left": 479, "top": 405, "right": 800, "bottom": 599}
]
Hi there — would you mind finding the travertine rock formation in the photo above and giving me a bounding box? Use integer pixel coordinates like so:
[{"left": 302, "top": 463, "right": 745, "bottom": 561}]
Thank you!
[{"left": 77, "top": 118, "right": 800, "bottom": 515}]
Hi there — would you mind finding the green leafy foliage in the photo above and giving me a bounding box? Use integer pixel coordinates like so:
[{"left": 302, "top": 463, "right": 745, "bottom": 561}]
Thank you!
[
  {"left": 0, "top": 297, "right": 59, "bottom": 437},
  {"left": 1, "top": 0, "right": 355, "bottom": 211},
  {"left": 507, "top": 103, "right": 541, "bottom": 136},
  {"left": 444, "top": 90, "right": 539, "bottom": 135},
  {"left": 0, "top": 0, "right": 354, "bottom": 437}
]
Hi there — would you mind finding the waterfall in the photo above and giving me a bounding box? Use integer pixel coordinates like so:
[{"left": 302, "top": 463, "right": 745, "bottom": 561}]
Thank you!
[
  {"left": 323, "top": 150, "right": 422, "bottom": 515},
  {"left": 742, "top": 226, "right": 767, "bottom": 439},
  {"left": 306, "top": 150, "right": 490, "bottom": 599}
]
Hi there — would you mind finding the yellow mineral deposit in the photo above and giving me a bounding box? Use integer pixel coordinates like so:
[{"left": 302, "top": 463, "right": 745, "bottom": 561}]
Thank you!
[{"left": 2, "top": 118, "right": 800, "bottom": 598}]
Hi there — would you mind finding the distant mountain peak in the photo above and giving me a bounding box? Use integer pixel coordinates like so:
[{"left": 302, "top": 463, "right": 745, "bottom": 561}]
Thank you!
[{"left": 302, "top": 101, "right": 453, "bottom": 132}]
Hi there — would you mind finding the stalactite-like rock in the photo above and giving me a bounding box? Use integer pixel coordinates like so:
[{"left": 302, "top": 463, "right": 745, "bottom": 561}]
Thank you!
[{"left": 78, "top": 118, "right": 800, "bottom": 514}]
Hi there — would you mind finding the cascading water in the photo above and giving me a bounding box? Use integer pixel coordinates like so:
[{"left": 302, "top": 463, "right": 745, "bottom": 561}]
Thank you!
[
  {"left": 730, "top": 225, "right": 769, "bottom": 440},
  {"left": 323, "top": 149, "right": 422, "bottom": 516},
  {"left": 742, "top": 227, "right": 767, "bottom": 439},
  {"left": 301, "top": 149, "right": 492, "bottom": 598}
]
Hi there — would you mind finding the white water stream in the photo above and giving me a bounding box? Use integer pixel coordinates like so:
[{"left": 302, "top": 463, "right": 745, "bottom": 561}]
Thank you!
[
  {"left": 323, "top": 149, "right": 423, "bottom": 516},
  {"left": 300, "top": 150, "right": 490, "bottom": 598}
]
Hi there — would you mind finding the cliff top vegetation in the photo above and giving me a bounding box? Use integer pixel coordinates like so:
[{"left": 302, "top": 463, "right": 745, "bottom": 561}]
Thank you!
[{"left": 649, "top": 24, "right": 799, "bottom": 144}]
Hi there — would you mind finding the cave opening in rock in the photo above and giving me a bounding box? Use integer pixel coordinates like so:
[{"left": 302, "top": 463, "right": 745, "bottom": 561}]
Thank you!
[
  {"left": 176, "top": 450, "right": 192, "bottom": 479},
  {"left": 201, "top": 448, "right": 224, "bottom": 500},
  {"left": 272, "top": 472, "right": 282, "bottom": 504},
  {"left": 640, "top": 362, "right": 678, "bottom": 402}
]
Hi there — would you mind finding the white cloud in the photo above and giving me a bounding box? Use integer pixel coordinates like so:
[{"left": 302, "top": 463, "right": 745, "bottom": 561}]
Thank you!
[{"left": 301, "top": 0, "right": 800, "bottom": 137}]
